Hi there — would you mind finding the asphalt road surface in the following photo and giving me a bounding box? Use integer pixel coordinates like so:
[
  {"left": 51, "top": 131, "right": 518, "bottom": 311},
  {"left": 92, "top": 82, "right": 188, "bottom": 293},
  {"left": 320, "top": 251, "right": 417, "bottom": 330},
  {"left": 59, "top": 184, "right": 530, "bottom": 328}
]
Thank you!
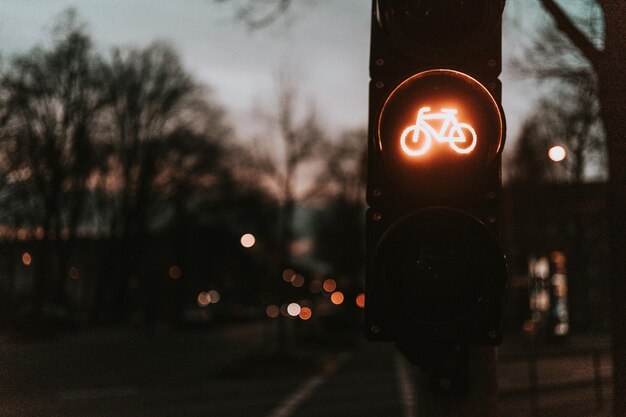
[{"left": 0, "top": 323, "right": 613, "bottom": 417}]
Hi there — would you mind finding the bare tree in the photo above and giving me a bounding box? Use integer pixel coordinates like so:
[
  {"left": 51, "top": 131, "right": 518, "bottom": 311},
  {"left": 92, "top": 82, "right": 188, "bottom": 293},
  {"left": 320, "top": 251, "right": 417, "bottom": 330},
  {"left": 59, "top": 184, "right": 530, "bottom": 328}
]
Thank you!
[
  {"left": 103, "top": 41, "right": 202, "bottom": 239},
  {"left": 249, "top": 73, "right": 326, "bottom": 246},
  {"left": 94, "top": 41, "right": 225, "bottom": 321},
  {"left": 312, "top": 129, "right": 366, "bottom": 306},
  {"left": 313, "top": 129, "right": 366, "bottom": 205},
  {"left": 525, "top": 3, "right": 626, "bottom": 414},
  {"left": 0, "top": 9, "right": 107, "bottom": 318},
  {"left": 214, "top": 0, "right": 295, "bottom": 29},
  {"left": 152, "top": 125, "right": 234, "bottom": 324},
  {"left": 240, "top": 73, "right": 327, "bottom": 351}
]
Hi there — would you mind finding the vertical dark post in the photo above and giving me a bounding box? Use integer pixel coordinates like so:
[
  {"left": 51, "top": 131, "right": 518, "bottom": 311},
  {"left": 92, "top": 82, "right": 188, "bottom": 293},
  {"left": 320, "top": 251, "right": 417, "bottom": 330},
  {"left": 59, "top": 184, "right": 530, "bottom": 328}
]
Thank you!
[{"left": 414, "top": 347, "right": 498, "bottom": 417}]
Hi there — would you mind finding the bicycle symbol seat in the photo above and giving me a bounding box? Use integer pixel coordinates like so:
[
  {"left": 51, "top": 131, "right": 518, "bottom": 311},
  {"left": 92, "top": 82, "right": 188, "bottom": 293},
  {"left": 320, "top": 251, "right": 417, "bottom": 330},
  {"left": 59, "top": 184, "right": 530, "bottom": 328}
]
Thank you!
[{"left": 400, "top": 107, "right": 477, "bottom": 157}]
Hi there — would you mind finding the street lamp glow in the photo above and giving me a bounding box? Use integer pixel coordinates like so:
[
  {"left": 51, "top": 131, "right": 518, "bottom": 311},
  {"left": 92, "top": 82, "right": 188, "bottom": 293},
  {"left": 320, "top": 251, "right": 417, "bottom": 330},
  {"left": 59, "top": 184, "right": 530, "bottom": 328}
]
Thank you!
[
  {"left": 240, "top": 233, "right": 256, "bottom": 248},
  {"left": 548, "top": 145, "right": 566, "bottom": 162}
]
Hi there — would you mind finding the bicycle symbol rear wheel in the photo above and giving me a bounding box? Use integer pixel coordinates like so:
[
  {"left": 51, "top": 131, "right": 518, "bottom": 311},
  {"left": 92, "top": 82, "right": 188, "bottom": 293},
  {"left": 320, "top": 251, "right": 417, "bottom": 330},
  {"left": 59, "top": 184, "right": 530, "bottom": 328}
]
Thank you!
[
  {"left": 400, "top": 125, "right": 431, "bottom": 156},
  {"left": 448, "top": 123, "right": 477, "bottom": 154}
]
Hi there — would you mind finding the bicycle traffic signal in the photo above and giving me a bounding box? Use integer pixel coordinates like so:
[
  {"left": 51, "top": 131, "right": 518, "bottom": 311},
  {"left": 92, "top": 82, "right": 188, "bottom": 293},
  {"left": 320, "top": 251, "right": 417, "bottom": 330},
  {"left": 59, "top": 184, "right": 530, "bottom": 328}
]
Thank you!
[{"left": 365, "top": 0, "right": 507, "bottom": 358}]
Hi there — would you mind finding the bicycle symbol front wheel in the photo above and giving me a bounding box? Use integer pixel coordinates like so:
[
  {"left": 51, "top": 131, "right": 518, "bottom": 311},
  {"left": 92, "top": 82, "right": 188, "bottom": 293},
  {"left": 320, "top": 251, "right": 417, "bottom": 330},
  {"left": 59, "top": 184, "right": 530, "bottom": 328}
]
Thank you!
[
  {"left": 400, "top": 125, "right": 431, "bottom": 156},
  {"left": 449, "top": 123, "right": 477, "bottom": 154}
]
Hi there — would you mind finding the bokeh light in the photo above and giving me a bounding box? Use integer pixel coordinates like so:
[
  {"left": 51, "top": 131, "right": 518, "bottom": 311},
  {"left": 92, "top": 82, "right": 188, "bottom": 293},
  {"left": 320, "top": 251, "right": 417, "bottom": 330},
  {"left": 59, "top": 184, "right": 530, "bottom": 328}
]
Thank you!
[
  {"left": 292, "top": 274, "right": 305, "bottom": 288},
  {"left": 287, "top": 302, "right": 301, "bottom": 317},
  {"left": 330, "top": 291, "right": 344, "bottom": 305},
  {"left": 548, "top": 145, "right": 566, "bottom": 162},
  {"left": 198, "top": 292, "right": 210, "bottom": 307},
  {"left": 266, "top": 304, "right": 280, "bottom": 318},
  {"left": 240, "top": 233, "right": 256, "bottom": 248},
  {"left": 169, "top": 265, "right": 182, "bottom": 279},
  {"left": 282, "top": 268, "right": 295, "bottom": 282},
  {"left": 21, "top": 252, "right": 32, "bottom": 266},
  {"left": 208, "top": 290, "right": 220, "bottom": 303},
  {"left": 322, "top": 278, "right": 337, "bottom": 293},
  {"left": 356, "top": 293, "right": 365, "bottom": 308},
  {"left": 299, "top": 307, "right": 312, "bottom": 320}
]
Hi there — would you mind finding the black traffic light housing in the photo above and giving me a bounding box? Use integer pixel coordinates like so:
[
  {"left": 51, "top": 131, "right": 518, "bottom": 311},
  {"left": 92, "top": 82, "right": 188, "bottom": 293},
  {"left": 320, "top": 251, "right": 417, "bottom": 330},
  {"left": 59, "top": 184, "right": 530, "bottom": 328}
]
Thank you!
[{"left": 365, "top": 0, "right": 507, "bottom": 353}]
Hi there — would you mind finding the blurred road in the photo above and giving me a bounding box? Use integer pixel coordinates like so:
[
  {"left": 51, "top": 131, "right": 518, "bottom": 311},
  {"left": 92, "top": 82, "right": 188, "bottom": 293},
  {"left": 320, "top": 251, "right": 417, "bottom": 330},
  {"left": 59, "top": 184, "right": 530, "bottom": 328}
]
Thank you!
[
  {"left": 0, "top": 323, "right": 614, "bottom": 417},
  {"left": 1, "top": 322, "right": 405, "bottom": 417}
]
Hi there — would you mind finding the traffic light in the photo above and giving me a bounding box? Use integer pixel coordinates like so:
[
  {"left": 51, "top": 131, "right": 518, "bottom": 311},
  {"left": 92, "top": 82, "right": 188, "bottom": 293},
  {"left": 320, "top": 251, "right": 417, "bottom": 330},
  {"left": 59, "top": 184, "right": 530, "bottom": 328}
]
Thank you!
[{"left": 365, "top": 0, "right": 507, "bottom": 359}]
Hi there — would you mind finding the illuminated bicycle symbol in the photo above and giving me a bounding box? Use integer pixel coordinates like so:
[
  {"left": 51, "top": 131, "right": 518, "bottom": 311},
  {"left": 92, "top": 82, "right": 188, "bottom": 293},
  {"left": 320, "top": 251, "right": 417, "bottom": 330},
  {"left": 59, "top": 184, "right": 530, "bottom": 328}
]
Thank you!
[{"left": 400, "top": 107, "right": 477, "bottom": 156}]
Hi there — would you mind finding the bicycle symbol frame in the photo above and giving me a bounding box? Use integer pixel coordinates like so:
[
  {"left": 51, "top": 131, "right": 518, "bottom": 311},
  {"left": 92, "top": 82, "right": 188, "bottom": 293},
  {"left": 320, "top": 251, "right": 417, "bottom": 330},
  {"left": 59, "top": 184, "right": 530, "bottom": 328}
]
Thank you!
[{"left": 400, "top": 107, "right": 477, "bottom": 157}]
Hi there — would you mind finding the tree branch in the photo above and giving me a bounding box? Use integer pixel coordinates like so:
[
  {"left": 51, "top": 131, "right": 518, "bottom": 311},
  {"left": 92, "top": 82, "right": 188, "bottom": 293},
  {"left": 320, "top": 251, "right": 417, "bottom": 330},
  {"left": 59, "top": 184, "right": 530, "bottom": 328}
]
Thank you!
[
  {"left": 235, "top": 0, "right": 292, "bottom": 30},
  {"left": 540, "top": 0, "right": 602, "bottom": 69}
]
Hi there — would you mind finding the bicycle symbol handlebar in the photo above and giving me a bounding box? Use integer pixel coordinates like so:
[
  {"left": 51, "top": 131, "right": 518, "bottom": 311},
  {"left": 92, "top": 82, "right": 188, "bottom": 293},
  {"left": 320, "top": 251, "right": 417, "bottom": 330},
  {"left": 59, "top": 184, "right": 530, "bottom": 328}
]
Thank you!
[{"left": 400, "top": 107, "right": 477, "bottom": 157}]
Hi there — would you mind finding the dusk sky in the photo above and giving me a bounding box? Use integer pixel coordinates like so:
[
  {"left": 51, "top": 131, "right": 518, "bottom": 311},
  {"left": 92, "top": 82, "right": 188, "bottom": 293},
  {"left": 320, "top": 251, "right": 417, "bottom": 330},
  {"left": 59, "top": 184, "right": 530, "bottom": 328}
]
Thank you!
[{"left": 0, "top": 1, "right": 565, "bottom": 155}]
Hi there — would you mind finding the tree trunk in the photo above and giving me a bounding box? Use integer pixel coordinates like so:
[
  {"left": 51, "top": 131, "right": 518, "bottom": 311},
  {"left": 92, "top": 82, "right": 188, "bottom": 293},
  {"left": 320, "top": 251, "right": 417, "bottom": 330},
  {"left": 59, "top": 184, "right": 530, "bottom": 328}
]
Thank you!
[
  {"left": 599, "top": 66, "right": 626, "bottom": 416},
  {"left": 597, "top": 6, "right": 626, "bottom": 409}
]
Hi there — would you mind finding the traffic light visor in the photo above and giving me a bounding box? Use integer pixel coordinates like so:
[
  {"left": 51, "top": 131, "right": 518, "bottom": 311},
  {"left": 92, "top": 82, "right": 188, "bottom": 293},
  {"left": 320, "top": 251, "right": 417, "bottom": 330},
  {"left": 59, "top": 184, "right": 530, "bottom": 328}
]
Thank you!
[{"left": 375, "top": 0, "right": 504, "bottom": 62}]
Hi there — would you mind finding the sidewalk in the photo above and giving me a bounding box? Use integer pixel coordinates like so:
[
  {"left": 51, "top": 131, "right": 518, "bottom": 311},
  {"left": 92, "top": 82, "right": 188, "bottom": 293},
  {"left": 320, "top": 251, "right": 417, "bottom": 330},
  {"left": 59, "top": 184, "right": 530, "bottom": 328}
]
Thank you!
[{"left": 497, "top": 332, "right": 613, "bottom": 417}]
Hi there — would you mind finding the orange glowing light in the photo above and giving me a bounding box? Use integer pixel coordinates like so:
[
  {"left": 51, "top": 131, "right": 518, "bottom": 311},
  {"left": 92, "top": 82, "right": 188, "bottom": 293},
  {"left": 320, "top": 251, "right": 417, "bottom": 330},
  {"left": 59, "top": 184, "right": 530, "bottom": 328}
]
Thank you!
[
  {"left": 400, "top": 107, "right": 477, "bottom": 156},
  {"left": 22, "top": 252, "right": 32, "bottom": 266},
  {"left": 355, "top": 293, "right": 365, "bottom": 309},
  {"left": 198, "top": 292, "right": 210, "bottom": 307},
  {"left": 322, "top": 278, "right": 337, "bottom": 293},
  {"left": 330, "top": 291, "right": 344, "bottom": 305},
  {"left": 17, "top": 228, "right": 27, "bottom": 241},
  {"left": 299, "top": 307, "right": 312, "bottom": 320},
  {"left": 168, "top": 265, "right": 182, "bottom": 280},
  {"left": 548, "top": 145, "right": 566, "bottom": 162},
  {"left": 377, "top": 70, "right": 504, "bottom": 169}
]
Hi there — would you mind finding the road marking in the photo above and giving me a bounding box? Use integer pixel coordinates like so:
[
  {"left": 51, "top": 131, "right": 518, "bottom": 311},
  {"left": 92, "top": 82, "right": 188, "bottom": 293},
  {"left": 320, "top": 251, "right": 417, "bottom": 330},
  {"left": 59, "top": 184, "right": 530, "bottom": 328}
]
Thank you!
[
  {"left": 395, "top": 353, "right": 417, "bottom": 417},
  {"left": 267, "top": 352, "right": 350, "bottom": 417},
  {"left": 59, "top": 385, "right": 139, "bottom": 400}
]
